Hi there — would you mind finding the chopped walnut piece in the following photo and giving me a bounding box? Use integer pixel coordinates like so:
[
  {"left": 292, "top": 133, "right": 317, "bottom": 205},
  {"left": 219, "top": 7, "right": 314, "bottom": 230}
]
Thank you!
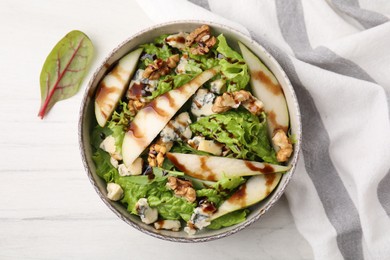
[
  {"left": 272, "top": 129, "right": 293, "bottom": 162},
  {"left": 147, "top": 143, "right": 169, "bottom": 167},
  {"left": 212, "top": 93, "right": 237, "bottom": 113},
  {"left": 166, "top": 54, "right": 180, "bottom": 68},
  {"left": 166, "top": 176, "right": 196, "bottom": 203},
  {"left": 185, "top": 25, "right": 216, "bottom": 55},
  {"left": 128, "top": 99, "right": 146, "bottom": 116},
  {"left": 143, "top": 54, "right": 179, "bottom": 80},
  {"left": 212, "top": 90, "right": 264, "bottom": 115}
]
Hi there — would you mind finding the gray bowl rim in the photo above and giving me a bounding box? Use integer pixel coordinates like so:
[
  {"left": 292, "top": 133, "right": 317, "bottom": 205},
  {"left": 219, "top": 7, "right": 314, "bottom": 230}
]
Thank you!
[{"left": 78, "top": 19, "right": 302, "bottom": 243}]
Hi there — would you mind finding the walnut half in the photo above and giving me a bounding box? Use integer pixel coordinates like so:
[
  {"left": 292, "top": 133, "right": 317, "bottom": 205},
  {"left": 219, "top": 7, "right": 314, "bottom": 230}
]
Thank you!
[
  {"left": 143, "top": 54, "right": 180, "bottom": 80},
  {"left": 185, "top": 25, "right": 217, "bottom": 55},
  {"left": 212, "top": 90, "right": 264, "bottom": 115},
  {"left": 166, "top": 176, "right": 196, "bottom": 203},
  {"left": 272, "top": 129, "right": 293, "bottom": 162}
]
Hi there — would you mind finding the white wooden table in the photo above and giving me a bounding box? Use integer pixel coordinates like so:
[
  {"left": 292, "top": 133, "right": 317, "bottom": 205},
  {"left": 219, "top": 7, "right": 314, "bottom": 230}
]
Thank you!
[{"left": 0, "top": 0, "right": 313, "bottom": 259}]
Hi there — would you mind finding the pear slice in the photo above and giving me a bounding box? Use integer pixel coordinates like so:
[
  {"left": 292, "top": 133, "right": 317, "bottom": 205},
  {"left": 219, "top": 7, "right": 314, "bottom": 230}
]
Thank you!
[
  {"left": 238, "top": 42, "right": 289, "bottom": 147},
  {"left": 166, "top": 153, "right": 290, "bottom": 181},
  {"left": 122, "top": 67, "right": 220, "bottom": 166},
  {"left": 95, "top": 48, "right": 143, "bottom": 127},
  {"left": 210, "top": 174, "right": 282, "bottom": 221}
]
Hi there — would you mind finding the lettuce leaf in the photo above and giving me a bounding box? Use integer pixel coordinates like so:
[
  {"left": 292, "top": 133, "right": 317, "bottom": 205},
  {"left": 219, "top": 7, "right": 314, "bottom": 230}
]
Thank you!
[
  {"left": 148, "top": 194, "right": 195, "bottom": 221},
  {"left": 190, "top": 110, "right": 277, "bottom": 163},
  {"left": 189, "top": 51, "right": 219, "bottom": 70},
  {"left": 91, "top": 148, "right": 195, "bottom": 219},
  {"left": 196, "top": 188, "right": 223, "bottom": 206},
  {"left": 108, "top": 100, "right": 133, "bottom": 129},
  {"left": 91, "top": 148, "right": 116, "bottom": 183},
  {"left": 148, "top": 73, "right": 195, "bottom": 100},
  {"left": 118, "top": 177, "right": 196, "bottom": 220},
  {"left": 140, "top": 34, "right": 172, "bottom": 60},
  {"left": 90, "top": 125, "right": 112, "bottom": 150},
  {"left": 102, "top": 100, "right": 132, "bottom": 155},
  {"left": 216, "top": 34, "right": 249, "bottom": 92},
  {"left": 207, "top": 209, "right": 249, "bottom": 229},
  {"left": 216, "top": 34, "right": 243, "bottom": 61},
  {"left": 195, "top": 177, "right": 245, "bottom": 206},
  {"left": 171, "top": 142, "right": 212, "bottom": 156},
  {"left": 184, "top": 59, "right": 203, "bottom": 74},
  {"left": 213, "top": 176, "right": 245, "bottom": 191}
]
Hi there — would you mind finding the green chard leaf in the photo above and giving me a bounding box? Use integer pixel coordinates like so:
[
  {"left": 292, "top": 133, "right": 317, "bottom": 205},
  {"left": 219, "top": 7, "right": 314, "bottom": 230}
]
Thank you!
[{"left": 38, "top": 30, "right": 94, "bottom": 118}]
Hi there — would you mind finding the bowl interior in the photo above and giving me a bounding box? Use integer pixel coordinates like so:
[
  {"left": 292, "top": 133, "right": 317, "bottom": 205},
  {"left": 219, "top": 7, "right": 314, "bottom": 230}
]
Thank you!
[{"left": 79, "top": 21, "right": 301, "bottom": 242}]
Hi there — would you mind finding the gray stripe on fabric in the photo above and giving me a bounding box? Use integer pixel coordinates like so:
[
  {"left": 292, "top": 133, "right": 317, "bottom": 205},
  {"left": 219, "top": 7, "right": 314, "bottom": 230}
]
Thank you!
[
  {"left": 301, "top": 46, "right": 375, "bottom": 83},
  {"left": 378, "top": 169, "right": 390, "bottom": 216},
  {"left": 187, "top": 0, "right": 210, "bottom": 10},
  {"left": 277, "top": 0, "right": 376, "bottom": 84},
  {"left": 275, "top": 0, "right": 364, "bottom": 259},
  {"left": 332, "top": 0, "right": 389, "bottom": 29}
]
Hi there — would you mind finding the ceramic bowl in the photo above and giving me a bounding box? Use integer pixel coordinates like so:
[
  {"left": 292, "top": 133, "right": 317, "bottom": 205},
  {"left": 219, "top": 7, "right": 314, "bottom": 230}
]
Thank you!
[{"left": 79, "top": 20, "right": 301, "bottom": 242}]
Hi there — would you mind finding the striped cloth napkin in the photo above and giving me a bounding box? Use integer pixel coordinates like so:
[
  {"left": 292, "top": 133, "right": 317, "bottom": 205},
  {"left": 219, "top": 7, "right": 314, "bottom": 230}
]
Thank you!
[{"left": 136, "top": 0, "right": 390, "bottom": 259}]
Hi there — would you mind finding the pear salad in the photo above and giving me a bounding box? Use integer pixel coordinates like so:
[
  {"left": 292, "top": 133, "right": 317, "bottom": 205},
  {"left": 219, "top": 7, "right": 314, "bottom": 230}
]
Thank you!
[{"left": 92, "top": 25, "right": 293, "bottom": 235}]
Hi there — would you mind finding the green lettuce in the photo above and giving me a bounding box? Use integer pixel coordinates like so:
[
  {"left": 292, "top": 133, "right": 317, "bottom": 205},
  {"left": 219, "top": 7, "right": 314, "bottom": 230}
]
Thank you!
[
  {"left": 148, "top": 73, "right": 195, "bottom": 99},
  {"left": 140, "top": 34, "right": 172, "bottom": 61},
  {"left": 91, "top": 148, "right": 116, "bottom": 183},
  {"left": 190, "top": 110, "right": 277, "bottom": 163},
  {"left": 207, "top": 210, "right": 249, "bottom": 229},
  {"left": 148, "top": 194, "right": 195, "bottom": 221},
  {"left": 216, "top": 34, "right": 249, "bottom": 91},
  {"left": 90, "top": 125, "right": 112, "bottom": 150},
  {"left": 118, "top": 176, "right": 195, "bottom": 220},
  {"left": 91, "top": 149, "right": 195, "bottom": 220},
  {"left": 213, "top": 176, "right": 245, "bottom": 191},
  {"left": 189, "top": 51, "right": 219, "bottom": 70},
  {"left": 183, "top": 59, "right": 203, "bottom": 74},
  {"left": 108, "top": 100, "right": 133, "bottom": 129},
  {"left": 196, "top": 188, "right": 223, "bottom": 206},
  {"left": 101, "top": 100, "right": 132, "bottom": 154},
  {"left": 194, "top": 176, "right": 245, "bottom": 206},
  {"left": 216, "top": 35, "right": 243, "bottom": 61},
  {"left": 171, "top": 142, "right": 212, "bottom": 156}
]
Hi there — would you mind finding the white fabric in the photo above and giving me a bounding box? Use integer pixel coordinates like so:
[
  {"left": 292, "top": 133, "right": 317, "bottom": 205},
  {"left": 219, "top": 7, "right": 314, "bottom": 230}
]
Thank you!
[{"left": 136, "top": 0, "right": 390, "bottom": 259}]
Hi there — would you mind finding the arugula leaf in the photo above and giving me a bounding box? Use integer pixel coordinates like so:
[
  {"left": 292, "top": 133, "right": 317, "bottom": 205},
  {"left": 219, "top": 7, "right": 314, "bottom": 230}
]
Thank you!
[{"left": 38, "top": 30, "right": 94, "bottom": 118}]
